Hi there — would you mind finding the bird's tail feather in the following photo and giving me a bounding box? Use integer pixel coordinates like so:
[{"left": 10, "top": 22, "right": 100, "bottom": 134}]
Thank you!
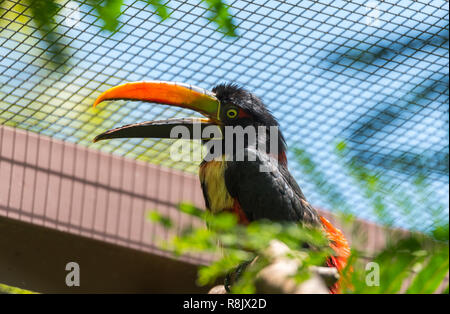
[{"left": 319, "top": 216, "right": 351, "bottom": 293}]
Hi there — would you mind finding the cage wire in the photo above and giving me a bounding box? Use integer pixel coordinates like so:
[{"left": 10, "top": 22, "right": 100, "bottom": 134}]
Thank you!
[{"left": 0, "top": 0, "right": 448, "bottom": 233}]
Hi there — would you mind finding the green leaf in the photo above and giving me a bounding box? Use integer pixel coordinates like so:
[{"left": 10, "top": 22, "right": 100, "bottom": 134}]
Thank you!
[
  {"left": 178, "top": 202, "right": 205, "bottom": 218},
  {"left": 406, "top": 246, "right": 449, "bottom": 294},
  {"left": 171, "top": 228, "right": 215, "bottom": 254},
  {"left": 431, "top": 223, "right": 449, "bottom": 242},
  {"left": 26, "top": 0, "right": 69, "bottom": 66},
  {"left": 90, "top": 0, "right": 124, "bottom": 32},
  {"left": 335, "top": 140, "right": 347, "bottom": 153},
  {"left": 147, "top": 211, "right": 173, "bottom": 228},
  {"left": 146, "top": 0, "right": 170, "bottom": 20},
  {"left": 202, "top": 0, "right": 237, "bottom": 37},
  {"left": 28, "top": 0, "right": 58, "bottom": 28},
  {"left": 375, "top": 238, "right": 424, "bottom": 293},
  {"left": 205, "top": 212, "right": 238, "bottom": 231}
]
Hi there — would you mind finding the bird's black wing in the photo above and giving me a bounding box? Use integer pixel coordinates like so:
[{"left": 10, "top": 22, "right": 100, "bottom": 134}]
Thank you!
[{"left": 224, "top": 148, "right": 320, "bottom": 224}]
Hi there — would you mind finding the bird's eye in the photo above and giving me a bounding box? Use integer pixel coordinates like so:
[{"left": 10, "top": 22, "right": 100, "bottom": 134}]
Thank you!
[{"left": 226, "top": 108, "right": 238, "bottom": 119}]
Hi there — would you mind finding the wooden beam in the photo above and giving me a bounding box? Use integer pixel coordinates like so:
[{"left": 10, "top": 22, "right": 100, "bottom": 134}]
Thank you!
[{"left": 0, "top": 215, "right": 209, "bottom": 293}]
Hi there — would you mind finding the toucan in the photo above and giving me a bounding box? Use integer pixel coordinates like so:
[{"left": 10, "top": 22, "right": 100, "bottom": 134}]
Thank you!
[{"left": 92, "top": 81, "right": 350, "bottom": 293}]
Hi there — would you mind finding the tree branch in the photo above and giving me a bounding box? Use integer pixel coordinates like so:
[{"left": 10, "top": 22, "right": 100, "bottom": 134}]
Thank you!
[{"left": 209, "top": 240, "right": 339, "bottom": 294}]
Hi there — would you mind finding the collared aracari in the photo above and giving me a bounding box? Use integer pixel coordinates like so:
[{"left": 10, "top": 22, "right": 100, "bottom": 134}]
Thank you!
[{"left": 92, "top": 81, "right": 350, "bottom": 293}]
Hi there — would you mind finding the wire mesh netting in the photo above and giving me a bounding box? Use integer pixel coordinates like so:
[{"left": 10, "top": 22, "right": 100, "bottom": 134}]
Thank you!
[{"left": 0, "top": 0, "right": 448, "bottom": 232}]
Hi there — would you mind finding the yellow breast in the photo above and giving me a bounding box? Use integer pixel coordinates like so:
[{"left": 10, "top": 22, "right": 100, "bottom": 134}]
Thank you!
[{"left": 199, "top": 158, "right": 234, "bottom": 213}]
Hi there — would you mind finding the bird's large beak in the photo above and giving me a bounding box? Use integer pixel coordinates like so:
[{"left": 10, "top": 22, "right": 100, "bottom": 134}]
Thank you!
[{"left": 92, "top": 81, "right": 221, "bottom": 142}]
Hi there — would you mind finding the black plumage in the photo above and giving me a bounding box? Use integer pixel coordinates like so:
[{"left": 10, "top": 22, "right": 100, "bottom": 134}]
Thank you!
[
  {"left": 224, "top": 147, "right": 319, "bottom": 224},
  {"left": 201, "top": 83, "right": 320, "bottom": 225}
]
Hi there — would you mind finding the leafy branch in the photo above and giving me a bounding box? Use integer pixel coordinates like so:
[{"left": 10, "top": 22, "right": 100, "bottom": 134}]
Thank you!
[
  {"left": 150, "top": 202, "right": 449, "bottom": 294},
  {"left": 149, "top": 203, "right": 330, "bottom": 293}
]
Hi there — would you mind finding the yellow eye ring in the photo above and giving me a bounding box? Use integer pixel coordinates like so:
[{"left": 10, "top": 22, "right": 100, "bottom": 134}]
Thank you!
[{"left": 226, "top": 108, "right": 238, "bottom": 119}]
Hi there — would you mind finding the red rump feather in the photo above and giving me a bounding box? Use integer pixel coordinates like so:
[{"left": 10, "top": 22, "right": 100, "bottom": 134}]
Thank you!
[
  {"left": 319, "top": 216, "right": 350, "bottom": 293},
  {"left": 232, "top": 198, "right": 250, "bottom": 225}
]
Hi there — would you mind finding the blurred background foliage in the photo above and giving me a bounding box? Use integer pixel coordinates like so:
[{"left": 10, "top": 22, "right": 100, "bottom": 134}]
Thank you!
[
  {"left": 0, "top": 283, "right": 36, "bottom": 294},
  {"left": 294, "top": 140, "right": 449, "bottom": 242},
  {"left": 0, "top": 0, "right": 238, "bottom": 170},
  {"left": 0, "top": 0, "right": 236, "bottom": 68},
  {"left": 330, "top": 27, "right": 449, "bottom": 179}
]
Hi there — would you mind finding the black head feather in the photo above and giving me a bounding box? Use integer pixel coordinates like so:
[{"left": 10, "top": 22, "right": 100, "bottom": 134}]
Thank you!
[
  {"left": 212, "top": 83, "right": 287, "bottom": 154},
  {"left": 212, "top": 83, "right": 279, "bottom": 127}
]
